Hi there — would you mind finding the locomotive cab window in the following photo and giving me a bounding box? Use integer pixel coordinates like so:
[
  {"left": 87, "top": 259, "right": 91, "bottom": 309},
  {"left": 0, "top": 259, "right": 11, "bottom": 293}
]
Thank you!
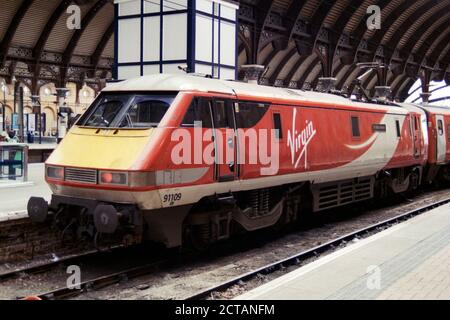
[
  {"left": 77, "top": 92, "right": 177, "bottom": 128},
  {"left": 351, "top": 116, "right": 360, "bottom": 138},
  {"left": 213, "top": 100, "right": 235, "bottom": 128},
  {"left": 80, "top": 94, "right": 131, "bottom": 128},
  {"left": 181, "top": 98, "right": 213, "bottom": 128},
  {"left": 120, "top": 98, "right": 169, "bottom": 128},
  {"left": 273, "top": 113, "right": 283, "bottom": 139}
]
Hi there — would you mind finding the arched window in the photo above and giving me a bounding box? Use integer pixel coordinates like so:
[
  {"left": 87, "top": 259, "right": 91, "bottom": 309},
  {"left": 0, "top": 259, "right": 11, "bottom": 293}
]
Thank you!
[{"left": 43, "top": 107, "right": 57, "bottom": 135}]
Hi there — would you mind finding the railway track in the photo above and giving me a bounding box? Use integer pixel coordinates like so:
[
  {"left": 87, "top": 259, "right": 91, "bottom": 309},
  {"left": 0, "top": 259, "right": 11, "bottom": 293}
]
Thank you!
[
  {"left": 0, "top": 217, "right": 60, "bottom": 264},
  {"left": 0, "top": 216, "right": 103, "bottom": 266},
  {"left": 0, "top": 246, "right": 124, "bottom": 282},
  {"left": 1, "top": 243, "right": 169, "bottom": 300},
  {"left": 21, "top": 259, "right": 169, "bottom": 300},
  {"left": 0, "top": 213, "right": 127, "bottom": 275},
  {"left": 185, "top": 197, "right": 450, "bottom": 300},
  {"left": 13, "top": 196, "right": 449, "bottom": 300}
]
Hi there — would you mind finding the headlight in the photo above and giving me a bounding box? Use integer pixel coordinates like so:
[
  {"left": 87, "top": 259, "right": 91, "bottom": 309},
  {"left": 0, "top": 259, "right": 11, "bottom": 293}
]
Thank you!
[
  {"left": 99, "top": 171, "right": 128, "bottom": 186},
  {"left": 46, "top": 166, "right": 64, "bottom": 180}
]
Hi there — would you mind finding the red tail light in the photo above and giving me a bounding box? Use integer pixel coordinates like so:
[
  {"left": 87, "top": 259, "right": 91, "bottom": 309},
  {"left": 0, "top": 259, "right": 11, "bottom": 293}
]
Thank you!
[{"left": 99, "top": 171, "right": 128, "bottom": 185}]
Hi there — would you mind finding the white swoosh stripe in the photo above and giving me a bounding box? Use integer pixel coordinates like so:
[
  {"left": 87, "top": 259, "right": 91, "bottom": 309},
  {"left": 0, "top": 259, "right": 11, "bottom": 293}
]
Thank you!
[{"left": 345, "top": 132, "right": 379, "bottom": 149}]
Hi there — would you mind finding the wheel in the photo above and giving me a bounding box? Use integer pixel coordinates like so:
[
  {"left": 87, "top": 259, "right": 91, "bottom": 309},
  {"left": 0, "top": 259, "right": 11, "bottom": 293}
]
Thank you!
[{"left": 183, "top": 224, "right": 211, "bottom": 252}]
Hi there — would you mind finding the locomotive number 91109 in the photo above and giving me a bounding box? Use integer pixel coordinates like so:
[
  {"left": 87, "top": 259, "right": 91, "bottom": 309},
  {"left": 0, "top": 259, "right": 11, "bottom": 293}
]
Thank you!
[{"left": 163, "top": 193, "right": 182, "bottom": 205}]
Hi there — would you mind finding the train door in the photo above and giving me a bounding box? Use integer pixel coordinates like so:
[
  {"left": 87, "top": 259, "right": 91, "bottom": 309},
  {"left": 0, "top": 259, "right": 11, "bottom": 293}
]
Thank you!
[
  {"left": 411, "top": 114, "right": 421, "bottom": 158},
  {"left": 436, "top": 115, "right": 446, "bottom": 163},
  {"left": 211, "top": 99, "right": 237, "bottom": 182}
]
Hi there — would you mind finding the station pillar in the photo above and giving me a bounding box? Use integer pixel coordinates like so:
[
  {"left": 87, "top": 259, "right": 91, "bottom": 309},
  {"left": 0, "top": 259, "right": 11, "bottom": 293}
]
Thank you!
[
  {"left": 317, "top": 77, "right": 337, "bottom": 93},
  {"left": 241, "top": 65, "right": 265, "bottom": 84},
  {"left": 55, "top": 88, "right": 69, "bottom": 144},
  {"left": 113, "top": 0, "right": 239, "bottom": 80},
  {"left": 420, "top": 92, "right": 431, "bottom": 104},
  {"left": 31, "top": 95, "right": 42, "bottom": 144}
]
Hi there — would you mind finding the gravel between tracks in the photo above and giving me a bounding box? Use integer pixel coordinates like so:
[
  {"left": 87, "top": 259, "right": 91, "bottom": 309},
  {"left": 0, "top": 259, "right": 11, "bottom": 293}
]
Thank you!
[
  {"left": 77, "top": 189, "right": 450, "bottom": 300},
  {"left": 1, "top": 189, "right": 449, "bottom": 300}
]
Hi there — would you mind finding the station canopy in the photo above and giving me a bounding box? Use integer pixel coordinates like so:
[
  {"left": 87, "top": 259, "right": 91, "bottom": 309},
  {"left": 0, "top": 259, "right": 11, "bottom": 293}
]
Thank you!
[{"left": 0, "top": 0, "right": 449, "bottom": 101}]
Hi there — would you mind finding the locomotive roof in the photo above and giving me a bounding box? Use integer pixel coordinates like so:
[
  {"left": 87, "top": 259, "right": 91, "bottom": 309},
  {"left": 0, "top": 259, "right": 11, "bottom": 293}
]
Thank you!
[
  {"left": 105, "top": 74, "right": 413, "bottom": 114},
  {"left": 420, "top": 104, "right": 450, "bottom": 116},
  {"left": 398, "top": 102, "right": 450, "bottom": 116}
]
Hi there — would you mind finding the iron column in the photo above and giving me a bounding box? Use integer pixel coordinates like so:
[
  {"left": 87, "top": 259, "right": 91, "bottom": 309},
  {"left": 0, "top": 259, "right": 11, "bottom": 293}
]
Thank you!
[
  {"left": 1, "top": 82, "right": 6, "bottom": 132},
  {"left": 31, "top": 95, "right": 41, "bottom": 144}
]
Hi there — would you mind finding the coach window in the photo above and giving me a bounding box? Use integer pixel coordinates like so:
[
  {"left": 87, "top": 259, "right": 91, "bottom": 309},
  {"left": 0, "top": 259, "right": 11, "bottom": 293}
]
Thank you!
[
  {"left": 437, "top": 120, "right": 444, "bottom": 136},
  {"left": 447, "top": 124, "right": 450, "bottom": 142},
  {"left": 395, "top": 120, "right": 401, "bottom": 138},
  {"left": 408, "top": 116, "right": 413, "bottom": 136},
  {"left": 181, "top": 98, "right": 213, "bottom": 128},
  {"left": 414, "top": 116, "right": 419, "bottom": 131},
  {"left": 235, "top": 102, "right": 269, "bottom": 128},
  {"left": 351, "top": 116, "right": 360, "bottom": 138}
]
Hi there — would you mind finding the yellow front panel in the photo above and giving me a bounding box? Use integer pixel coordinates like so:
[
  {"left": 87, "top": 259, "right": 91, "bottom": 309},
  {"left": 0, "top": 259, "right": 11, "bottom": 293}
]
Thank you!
[{"left": 46, "top": 127, "right": 154, "bottom": 170}]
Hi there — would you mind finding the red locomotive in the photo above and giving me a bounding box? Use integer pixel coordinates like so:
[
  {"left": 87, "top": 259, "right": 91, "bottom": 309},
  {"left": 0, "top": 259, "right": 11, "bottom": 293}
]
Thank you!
[{"left": 27, "top": 74, "right": 450, "bottom": 248}]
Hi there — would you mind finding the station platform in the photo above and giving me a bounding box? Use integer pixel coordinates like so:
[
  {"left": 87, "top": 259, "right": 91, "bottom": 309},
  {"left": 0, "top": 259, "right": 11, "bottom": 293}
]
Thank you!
[
  {"left": 0, "top": 163, "right": 50, "bottom": 221},
  {"left": 237, "top": 202, "right": 450, "bottom": 300}
]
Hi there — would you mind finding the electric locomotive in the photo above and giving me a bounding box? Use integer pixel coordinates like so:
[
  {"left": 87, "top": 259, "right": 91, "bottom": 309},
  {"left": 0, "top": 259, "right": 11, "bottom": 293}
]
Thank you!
[{"left": 27, "top": 74, "right": 449, "bottom": 248}]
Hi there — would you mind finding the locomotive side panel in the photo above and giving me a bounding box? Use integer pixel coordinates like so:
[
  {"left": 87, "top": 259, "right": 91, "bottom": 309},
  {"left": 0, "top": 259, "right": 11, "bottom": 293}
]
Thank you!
[{"left": 133, "top": 95, "right": 426, "bottom": 211}]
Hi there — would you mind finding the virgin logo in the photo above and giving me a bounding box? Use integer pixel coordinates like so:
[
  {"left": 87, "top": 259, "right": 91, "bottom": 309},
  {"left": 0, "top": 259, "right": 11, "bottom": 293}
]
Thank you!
[{"left": 287, "top": 108, "right": 317, "bottom": 169}]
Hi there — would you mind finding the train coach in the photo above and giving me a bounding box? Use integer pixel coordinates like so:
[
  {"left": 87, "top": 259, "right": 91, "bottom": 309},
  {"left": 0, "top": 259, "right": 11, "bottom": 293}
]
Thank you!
[
  {"left": 27, "top": 74, "right": 448, "bottom": 249},
  {"left": 421, "top": 105, "right": 450, "bottom": 183}
]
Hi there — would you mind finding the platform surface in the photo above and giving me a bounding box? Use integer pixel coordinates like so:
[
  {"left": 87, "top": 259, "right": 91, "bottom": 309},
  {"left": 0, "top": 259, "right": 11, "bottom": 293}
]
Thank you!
[
  {"left": 237, "top": 202, "right": 450, "bottom": 300},
  {"left": 28, "top": 143, "right": 56, "bottom": 150},
  {"left": 0, "top": 163, "right": 50, "bottom": 220},
  {"left": 0, "top": 142, "right": 56, "bottom": 150}
]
